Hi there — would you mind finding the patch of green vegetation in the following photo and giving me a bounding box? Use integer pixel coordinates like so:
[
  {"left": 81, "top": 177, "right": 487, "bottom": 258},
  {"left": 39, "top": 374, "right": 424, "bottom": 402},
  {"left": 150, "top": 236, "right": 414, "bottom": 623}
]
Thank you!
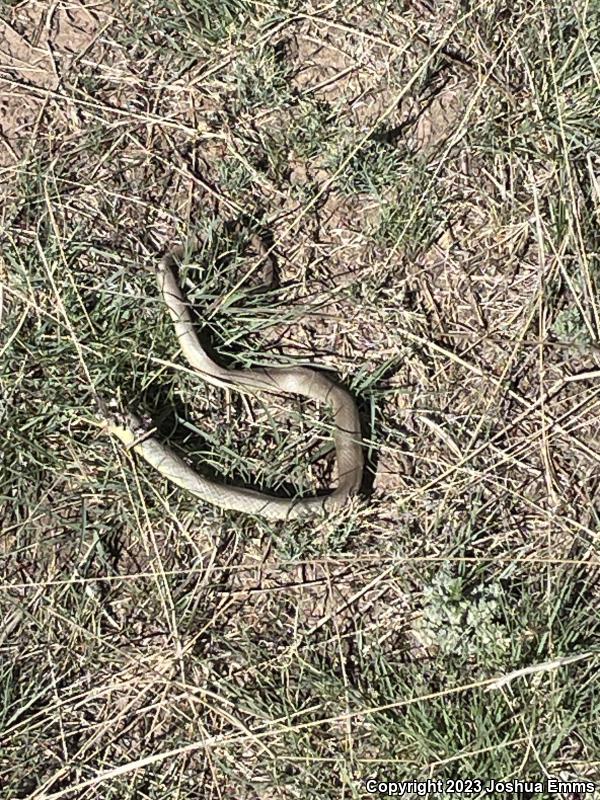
[
  {"left": 373, "top": 158, "right": 446, "bottom": 256},
  {"left": 233, "top": 44, "right": 295, "bottom": 111},
  {"left": 120, "top": 0, "right": 254, "bottom": 53},
  {"left": 288, "top": 100, "right": 337, "bottom": 160},
  {"left": 330, "top": 131, "right": 406, "bottom": 196},
  {"left": 415, "top": 565, "right": 511, "bottom": 659},
  {"left": 551, "top": 304, "right": 592, "bottom": 345}
]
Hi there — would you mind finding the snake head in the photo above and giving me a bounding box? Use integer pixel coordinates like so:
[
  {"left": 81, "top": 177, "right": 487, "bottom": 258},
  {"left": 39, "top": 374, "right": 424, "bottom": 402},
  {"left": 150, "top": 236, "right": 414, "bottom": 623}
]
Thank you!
[{"left": 95, "top": 395, "right": 153, "bottom": 446}]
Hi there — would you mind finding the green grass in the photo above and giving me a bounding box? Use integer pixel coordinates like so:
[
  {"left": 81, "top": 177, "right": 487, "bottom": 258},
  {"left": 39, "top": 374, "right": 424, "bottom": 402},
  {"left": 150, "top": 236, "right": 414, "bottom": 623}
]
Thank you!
[{"left": 2, "top": 0, "right": 600, "bottom": 797}]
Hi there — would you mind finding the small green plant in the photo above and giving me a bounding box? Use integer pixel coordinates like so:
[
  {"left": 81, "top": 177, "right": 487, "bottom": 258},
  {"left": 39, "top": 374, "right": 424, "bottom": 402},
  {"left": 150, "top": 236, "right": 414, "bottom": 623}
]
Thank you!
[
  {"left": 551, "top": 304, "right": 592, "bottom": 345},
  {"left": 234, "top": 45, "right": 294, "bottom": 112},
  {"left": 415, "top": 566, "right": 511, "bottom": 659},
  {"left": 329, "top": 133, "right": 405, "bottom": 196},
  {"left": 374, "top": 160, "right": 445, "bottom": 256},
  {"left": 288, "top": 100, "right": 336, "bottom": 160}
]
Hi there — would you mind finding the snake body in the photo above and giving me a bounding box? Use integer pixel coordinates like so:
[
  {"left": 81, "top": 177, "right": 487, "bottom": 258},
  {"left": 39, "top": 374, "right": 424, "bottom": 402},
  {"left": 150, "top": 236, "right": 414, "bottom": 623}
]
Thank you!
[{"left": 103, "top": 248, "right": 364, "bottom": 520}]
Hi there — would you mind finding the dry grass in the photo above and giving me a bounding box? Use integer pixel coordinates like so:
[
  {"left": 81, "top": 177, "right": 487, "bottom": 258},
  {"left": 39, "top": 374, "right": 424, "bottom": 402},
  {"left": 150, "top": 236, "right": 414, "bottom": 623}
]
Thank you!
[{"left": 1, "top": 0, "right": 600, "bottom": 798}]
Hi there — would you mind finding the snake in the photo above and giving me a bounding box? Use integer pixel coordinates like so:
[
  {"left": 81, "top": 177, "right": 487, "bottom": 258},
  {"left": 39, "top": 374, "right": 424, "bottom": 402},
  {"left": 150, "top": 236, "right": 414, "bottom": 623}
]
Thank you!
[{"left": 101, "top": 243, "right": 364, "bottom": 521}]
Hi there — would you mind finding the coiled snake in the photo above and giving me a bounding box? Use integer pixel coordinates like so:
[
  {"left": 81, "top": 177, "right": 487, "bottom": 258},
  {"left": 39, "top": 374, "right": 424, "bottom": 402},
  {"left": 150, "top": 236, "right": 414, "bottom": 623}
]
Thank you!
[{"left": 101, "top": 244, "right": 364, "bottom": 520}]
